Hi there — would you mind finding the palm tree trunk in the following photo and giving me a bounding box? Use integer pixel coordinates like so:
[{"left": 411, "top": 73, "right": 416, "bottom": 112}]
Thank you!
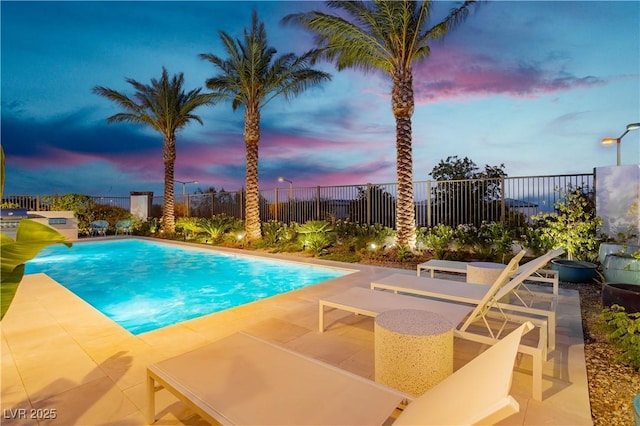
[
  {"left": 162, "top": 134, "right": 177, "bottom": 234},
  {"left": 244, "top": 104, "right": 262, "bottom": 241},
  {"left": 392, "top": 66, "right": 416, "bottom": 248}
]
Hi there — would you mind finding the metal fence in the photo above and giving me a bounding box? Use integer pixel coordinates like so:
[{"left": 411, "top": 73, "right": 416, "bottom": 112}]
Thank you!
[{"left": 4, "top": 172, "right": 594, "bottom": 228}]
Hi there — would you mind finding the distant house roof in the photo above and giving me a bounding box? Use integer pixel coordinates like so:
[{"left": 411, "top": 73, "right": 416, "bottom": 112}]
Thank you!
[{"left": 505, "top": 198, "right": 538, "bottom": 208}]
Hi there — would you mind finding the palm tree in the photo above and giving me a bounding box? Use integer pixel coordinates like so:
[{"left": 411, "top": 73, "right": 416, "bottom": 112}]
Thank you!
[
  {"left": 93, "top": 68, "right": 217, "bottom": 234},
  {"left": 200, "top": 10, "right": 331, "bottom": 241},
  {"left": 284, "top": 0, "right": 479, "bottom": 248}
]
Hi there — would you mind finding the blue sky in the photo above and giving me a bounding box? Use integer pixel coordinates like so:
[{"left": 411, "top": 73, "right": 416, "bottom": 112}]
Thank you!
[{"left": 2, "top": 1, "right": 639, "bottom": 197}]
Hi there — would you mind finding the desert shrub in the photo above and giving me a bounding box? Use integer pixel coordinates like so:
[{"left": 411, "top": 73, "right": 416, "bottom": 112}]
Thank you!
[
  {"left": 198, "top": 214, "right": 238, "bottom": 243},
  {"left": 297, "top": 220, "right": 334, "bottom": 255}
]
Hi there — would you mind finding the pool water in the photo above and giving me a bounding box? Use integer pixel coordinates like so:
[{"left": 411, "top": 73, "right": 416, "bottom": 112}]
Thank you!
[{"left": 25, "top": 239, "right": 350, "bottom": 334}]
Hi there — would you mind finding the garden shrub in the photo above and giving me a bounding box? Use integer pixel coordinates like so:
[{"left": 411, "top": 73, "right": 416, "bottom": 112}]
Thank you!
[
  {"left": 516, "top": 223, "right": 553, "bottom": 256},
  {"left": 262, "top": 220, "right": 284, "bottom": 245},
  {"left": 418, "top": 224, "right": 454, "bottom": 259},
  {"left": 297, "top": 220, "right": 333, "bottom": 255},
  {"left": 198, "top": 214, "right": 239, "bottom": 243},
  {"left": 531, "top": 187, "right": 601, "bottom": 261},
  {"left": 601, "top": 305, "right": 640, "bottom": 370},
  {"left": 176, "top": 217, "right": 201, "bottom": 239},
  {"left": 42, "top": 193, "right": 96, "bottom": 234}
]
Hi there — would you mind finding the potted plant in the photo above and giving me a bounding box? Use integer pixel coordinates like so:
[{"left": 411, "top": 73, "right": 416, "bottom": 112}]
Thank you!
[
  {"left": 602, "top": 248, "right": 640, "bottom": 285},
  {"left": 532, "top": 187, "right": 601, "bottom": 283}
]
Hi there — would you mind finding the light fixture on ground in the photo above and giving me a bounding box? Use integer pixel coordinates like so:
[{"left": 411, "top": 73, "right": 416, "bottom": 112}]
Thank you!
[{"left": 601, "top": 122, "right": 640, "bottom": 166}]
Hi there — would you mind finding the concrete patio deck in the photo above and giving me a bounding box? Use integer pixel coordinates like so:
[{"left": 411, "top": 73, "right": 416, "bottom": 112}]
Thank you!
[{"left": 1, "top": 243, "right": 592, "bottom": 425}]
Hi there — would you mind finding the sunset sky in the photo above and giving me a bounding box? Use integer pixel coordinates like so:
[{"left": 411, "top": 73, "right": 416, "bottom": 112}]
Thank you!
[{"left": 2, "top": 1, "right": 639, "bottom": 197}]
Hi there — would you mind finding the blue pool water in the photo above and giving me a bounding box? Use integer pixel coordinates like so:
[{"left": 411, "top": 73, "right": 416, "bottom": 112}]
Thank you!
[{"left": 25, "top": 239, "right": 350, "bottom": 334}]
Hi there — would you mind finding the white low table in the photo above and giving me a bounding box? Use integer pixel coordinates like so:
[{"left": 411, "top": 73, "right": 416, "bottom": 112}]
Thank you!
[
  {"left": 374, "top": 309, "right": 453, "bottom": 397},
  {"left": 466, "top": 262, "right": 506, "bottom": 285},
  {"left": 417, "top": 259, "right": 466, "bottom": 277}
]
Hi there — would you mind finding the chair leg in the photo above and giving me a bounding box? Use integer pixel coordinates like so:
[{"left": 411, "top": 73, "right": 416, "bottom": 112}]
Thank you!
[
  {"left": 532, "top": 349, "right": 543, "bottom": 401},
  {"left": 147, "top": 373, "right": 156, "bottom": 424},
  {"left": 318, "top": 303, "right": 325, "bottom": 333}
]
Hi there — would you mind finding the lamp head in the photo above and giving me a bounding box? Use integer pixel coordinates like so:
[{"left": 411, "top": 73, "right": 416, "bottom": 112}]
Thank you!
[
  {"left": 601, "top": 137, "right": 618, "bottom": 145},
  {"left": 278, "top": 177, "right": 284, "bottom": 182},
  {"left": 626, "top": 122, "right": 640, "bottom": 131}
]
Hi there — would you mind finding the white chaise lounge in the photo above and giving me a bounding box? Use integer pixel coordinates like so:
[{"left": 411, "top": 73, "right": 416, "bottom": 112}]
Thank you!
[
  {"left": 147, "top": 322, "right": 533, "bottom": 425},
  {"left": 319, "top": 255, "right": 548, "bottom": 401},
  {"left": 416, "top": 248, "right": 564, "bottom": 296},
  {"left": 371, "top": 250, "right": 558, "bottom": 352}
]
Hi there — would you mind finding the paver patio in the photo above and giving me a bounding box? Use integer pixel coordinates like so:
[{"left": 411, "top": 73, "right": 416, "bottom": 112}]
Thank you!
[{"left": 1, "top": 243, "right": 592, "bottom": 425}]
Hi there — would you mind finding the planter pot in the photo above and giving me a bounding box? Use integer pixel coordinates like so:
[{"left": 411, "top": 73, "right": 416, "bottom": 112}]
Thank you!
[
  {"left": 602, "top": 282, "right": 640, "bottom": 314},
  {"left": 599, "top": 243, "right": 640, "bottom": 265},
  {"left": 550, "top": 259, "right": 598, "bottom": 283},
  {"left": 603, "top": 254, "right": 640, "bottom": 285}
]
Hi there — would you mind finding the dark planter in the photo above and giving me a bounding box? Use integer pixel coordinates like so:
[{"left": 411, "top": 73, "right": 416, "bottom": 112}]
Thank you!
[
  {"left": 550, "top": 259, "right": 598, "bottom": 283},
  {"left": 602, "top": 282, "right": 640, "bottom": 314}
]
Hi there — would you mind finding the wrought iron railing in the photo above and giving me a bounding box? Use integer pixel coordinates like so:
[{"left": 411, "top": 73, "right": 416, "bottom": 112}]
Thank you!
[{"left": 4, "top": 173, "right": 594, "bottom": 228}]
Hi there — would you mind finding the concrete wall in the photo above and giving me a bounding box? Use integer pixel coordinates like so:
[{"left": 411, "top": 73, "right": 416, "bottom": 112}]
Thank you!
[{"left": 595, "top": 165, "right": 640, "bottom": 245}]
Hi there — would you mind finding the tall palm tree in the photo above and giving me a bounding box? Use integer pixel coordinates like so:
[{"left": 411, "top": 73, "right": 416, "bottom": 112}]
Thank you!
[
  {"left": 93, "top": 67, "right": 217, "bottom": 234},
  {"left": 284, "top": 0, "right": 479, "bottom": 248},
  {"left": 200, "top": 10, "right": 331, "bottom": 241}
]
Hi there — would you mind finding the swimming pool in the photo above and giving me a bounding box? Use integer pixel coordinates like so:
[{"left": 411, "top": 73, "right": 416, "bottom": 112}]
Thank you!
[{"left": 25, "top": 239, "right": 352, "bottom": 334}]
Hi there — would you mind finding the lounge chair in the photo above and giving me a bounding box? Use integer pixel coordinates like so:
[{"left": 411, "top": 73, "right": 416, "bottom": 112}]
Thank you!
[
  {"left": 147, "top": 322, "right": 533, "bottom": 425},
  {"left": 319, "top": 254, "right": 548, "bottom": 401},
  {"left": 115, "top": 219, "right": 132, "bottom": 235},
  {"left": 416, "top": 248, "right": 564, "bottom": 296},
  {"left": 89, "top": 220, "right": 109, "bottom": 236},
  {"left": 371, "top": 249, "right": 558, "bottom": 352}
]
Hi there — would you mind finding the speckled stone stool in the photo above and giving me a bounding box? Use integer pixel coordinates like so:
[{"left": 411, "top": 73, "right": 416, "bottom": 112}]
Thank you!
[
  {"left": 374, "top": 309, "right": 453, "bottom": 397},
  {"left": 466, "top": 262, "right": 506, "bottom": 285}
]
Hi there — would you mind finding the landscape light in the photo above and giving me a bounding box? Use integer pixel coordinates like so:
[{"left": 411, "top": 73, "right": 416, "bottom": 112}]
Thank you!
[{"left": 600, "top": 122, "right": 640, "bottom": 166}]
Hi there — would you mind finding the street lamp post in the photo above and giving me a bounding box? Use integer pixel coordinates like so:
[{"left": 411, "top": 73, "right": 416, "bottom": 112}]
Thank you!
[
  {"left": 601, "top": 122, "right": 640, "bottom": 166},
  {"left": 174, "top": 180, "right": 199, "bottom": 216},
  {"left": 278, "top": 177, "right": 293, "bottom": 222}
]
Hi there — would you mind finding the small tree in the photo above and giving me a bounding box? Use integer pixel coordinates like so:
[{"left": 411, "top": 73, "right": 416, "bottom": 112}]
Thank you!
[{"left": 532, "top": 187, "right": 602, "bottom": 261}]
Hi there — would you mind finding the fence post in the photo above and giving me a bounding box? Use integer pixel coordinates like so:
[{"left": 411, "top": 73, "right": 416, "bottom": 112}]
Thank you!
[
  {"left": 500, "top": 177, "right": 506, "bottom": 224},
  {"left": 211, "top": 192, "right": 215, "bottom": 217},
  {"left": 426, "top": 181, "right": 432, "bottom": 228},
  {"left": 366, "top": 183, "right": 372, "bottom": 225},
  {"left": 240, "top": 190, "right": 244, "bottom": 221},
  {"left": 316, "top": 186, "right": 321, "bottom": 220},
  {"left": 274, "top": 188, "right": 279, "bottom": 222}
]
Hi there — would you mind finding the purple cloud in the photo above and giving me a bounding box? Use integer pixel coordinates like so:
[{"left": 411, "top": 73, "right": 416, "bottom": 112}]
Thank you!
[{"left": 412, "top": 49, "right": 604, "bottom": 104}]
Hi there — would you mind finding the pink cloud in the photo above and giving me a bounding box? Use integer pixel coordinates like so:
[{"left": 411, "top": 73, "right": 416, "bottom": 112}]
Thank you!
[
  {"left": 353, "top": 48, "right": 604, "bottom": 105},
  {"left": 9, "top": 146, "right": 103, "bottom": 169},
  {"left": 412, "top": 49, "right": 604, "bottom": 104}
]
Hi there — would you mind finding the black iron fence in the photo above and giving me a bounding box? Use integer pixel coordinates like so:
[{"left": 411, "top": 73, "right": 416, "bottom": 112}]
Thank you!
[{"left": 4, "top": 173, "right": 594, "bottom": 228}]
